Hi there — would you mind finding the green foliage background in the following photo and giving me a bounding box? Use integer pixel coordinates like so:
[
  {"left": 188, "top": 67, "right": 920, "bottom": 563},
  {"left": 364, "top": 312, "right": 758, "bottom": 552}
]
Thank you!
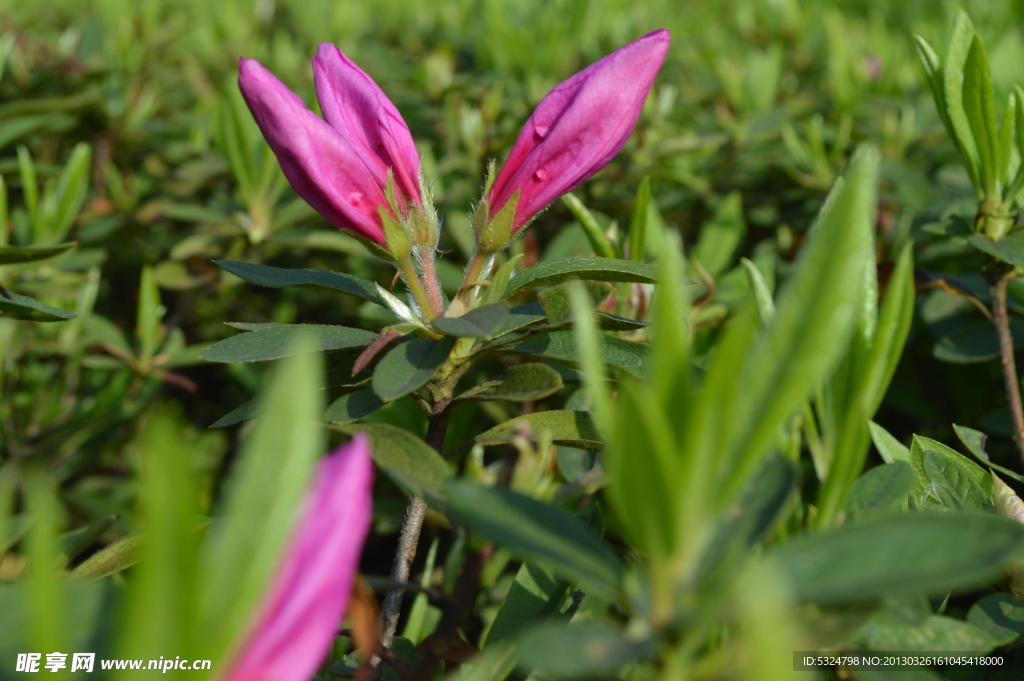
[{"left": 7, "top": 0, "right": 1024, "bottom": 678}]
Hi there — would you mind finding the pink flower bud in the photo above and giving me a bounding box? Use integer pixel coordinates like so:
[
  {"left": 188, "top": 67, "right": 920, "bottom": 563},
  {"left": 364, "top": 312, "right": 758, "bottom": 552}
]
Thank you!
[
  {"left": 486, "top": 30, "right": 670, "bottom": 236},
  {"left": 238, "top": 48, "right": 422, "bottom": 250},
  {"left": 220, "top": 435, "right": 374, "bottom": 681}
]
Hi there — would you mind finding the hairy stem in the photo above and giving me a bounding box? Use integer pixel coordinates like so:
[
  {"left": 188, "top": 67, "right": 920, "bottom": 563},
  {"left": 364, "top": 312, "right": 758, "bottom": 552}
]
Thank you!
[
  {"left": 374, "top": 396, "right": 452, "bottom": 675},
  {"left": 416, "top": 246, "right": 446, "bottom": 318},
  {"left": 449, "top": 247, "right": 494, "bottom": 317},
  {"left": 397, "top": 257, "right": 439, "bottom": 322},
  {"left": 991, "top": 273, "right": 1024, "bottom": 464}
]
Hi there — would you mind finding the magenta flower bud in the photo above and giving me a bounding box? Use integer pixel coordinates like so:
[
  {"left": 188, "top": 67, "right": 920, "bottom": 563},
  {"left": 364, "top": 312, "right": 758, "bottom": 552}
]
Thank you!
[
  {"left": 484, "top": 30, "right": 670, "bottom": 240},
  {"left": 238, "top": 48, "right": 421, "bottom": 251},
  {"left": 220, "top": 435, "right": 374, "bottom": 681}
]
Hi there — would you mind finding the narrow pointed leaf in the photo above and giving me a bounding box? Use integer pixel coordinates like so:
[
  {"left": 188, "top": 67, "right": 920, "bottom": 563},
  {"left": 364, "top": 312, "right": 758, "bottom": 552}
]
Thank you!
[
  {"left": 433, "top": 303, "right": 509, "bottom": 337},
  {"left": 200, "top": 325, "right": 376, "bottom": 363},
  {"left": 504, "top": 256, "right": 658, "bottom": 297},
  {"left": 500, "top": 331, "right": 648, "bottom": 377},
  {"left": 333, "top": 422, "right": 450, "bottom": 499},
  {"left": 372, "top": 337, "right": 455, "bottom": 401},
  {"left": 215, "top": 260, "right": 384, "bottom": 305},
  {"left": 0, "top": 242, "right": 76, "bottom": 265},
  {"left": 0, "top": 291, "right": 76, "bottom": 322}
]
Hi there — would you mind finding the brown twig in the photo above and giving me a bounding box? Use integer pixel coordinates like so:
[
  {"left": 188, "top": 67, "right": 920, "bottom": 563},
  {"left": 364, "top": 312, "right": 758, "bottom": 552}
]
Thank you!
[
  {"left": 373, "top": 395, "right": 453, "bottom": 678},
  {"left": 990, "top": 272, "right": 1024, "bottom": 464}
]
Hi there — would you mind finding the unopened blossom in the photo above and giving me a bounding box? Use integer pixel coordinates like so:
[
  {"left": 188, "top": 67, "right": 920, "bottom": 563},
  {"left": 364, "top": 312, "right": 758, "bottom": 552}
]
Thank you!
[
  {"left": 238, "top": 47, "right": 422, "bottom": 252},
  {"left": 220, "top": 435, "right": 374, "bottom": 681},
  {"left": 480, "top": 30, "right": 670, "bottom": 249}
]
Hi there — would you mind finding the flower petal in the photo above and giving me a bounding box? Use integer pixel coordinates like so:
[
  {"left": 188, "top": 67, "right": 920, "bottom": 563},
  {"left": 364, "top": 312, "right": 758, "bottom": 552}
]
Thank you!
[
  {"left": 313, "top": 44, "right": 422, "bottom": 205},
  {"left": 238, "top": 58, "right": 388, "bottom": 246},
  {"left": 221, "top": 435, "right": 374, "bottom": 681},
  {"left": 487, "top": 30, "right": 670, "bottom": 231}
]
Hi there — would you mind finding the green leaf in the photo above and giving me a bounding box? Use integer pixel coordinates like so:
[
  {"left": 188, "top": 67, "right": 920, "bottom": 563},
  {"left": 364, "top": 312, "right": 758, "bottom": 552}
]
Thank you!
[
  {"left": 445, "top": 480, "right": 621, "bottom": 598},
  {"left": 692, "top": 191, "right": 746, "bottom": 276},
  {"left": 953, "top": 424, "right": 1024, "bottom": 483},
  {"left": 962, "top": 35, "right": 999, "bottom": 196},
  {"left": 500, "top": 331, "right": 649, "bottom": 378},
  {"left": 494, "top": 303, "right": 548, "bottom": 337},
  {"left": 136, "top": 265, "right": 161, "bottom": 365},
  {"left": 717, "top": 145, "right": 880, "bottom": 502},
  {"left": 0, "top": 290, "right": 76, "bottom": 322},
  {"left": 858, "top": 613, "right": 997, "bottom": 653},
  {"left": 967, "top": 592, "right": 1024, "bottom": 646},
  {"left": 0, "top": 241, "right": 75, "bottom": 265},
  {"left": 325, "top": 388, "right": 386, "bottom": 424},
  {"left": 482, "top": 254, "right": 523, "bottom": 306},
  {"left": 741, "top": 256, "right": 775, "bottom": 326},
  {"left": 846, "top": 462, "right": 915, "bottom": 518},
  {"left": 562, "top": 193, "right": 616, "bottom": 259},
  {"left": 456, "top": 363, "right": 564, "bottom": 403},
  {"left": 628, "top": 177, "right": 651, "bottom": 262},
  {"left": 215, "top": 259, "right": 384, "bottom": 305},
  {"left": 694, "top": 455, "right": 796, "bottom": 585},
  {"left": 334, "top": 422, "right": 450, "bottom": 499},
  {"left": 773, "top": 511, "right": 1024, "bottom": 605},
  {"left": 538, "top": 281, "right": 613, "bottom": 324},
  {"left": 200, "top": 324, "right": 376, "bottom": 363},
  {"left": 504, "top": 256, "right": 658, "bottom": 297},
  {"left": 517, "top": 622, "right": 652, "bottom": 679},
  {"left": 210, "top": 396, "right": 259, "bottom": 428},
  {"left": 942, "top": 10, "right": 982, "bottom": 190},
  {"left": 910, "top": 435, "right": 993, "bottom": 511},
  {"left": 38, "top": 142, "right": 90, "bottom": 245},
  {"left": 432, "top": 303, "right": 509, "bottom": 337},
  {"left": 456, "top": 410, "right": 602, "bottom": 453},
  {"left": 934, "top": 316, "right": 1024, "bottom": 363},
  {"left": 195, "top": 336, "right": 324, "bottom": 664},
  {"left": 967, "top": 234, "right": 1024, "bottom": 267},
  {"left": 69, "top": 533, "right": 144, "bottom": 580},
  {"left": 371, "top": 336, "right": 456, "bottom": 402},
  {"left": 484, "top": 562, "right": 572, "bottom": 647}
]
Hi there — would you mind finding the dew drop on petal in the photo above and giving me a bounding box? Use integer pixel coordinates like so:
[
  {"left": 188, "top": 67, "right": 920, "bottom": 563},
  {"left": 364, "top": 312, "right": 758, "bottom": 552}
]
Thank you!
[
  {"left": 533, "top": 125, "right": 549, "bottom": 140},
  {"left": 533, "top": 168, "right": 548, "bottom": 182},
  {"left": 348, "top": 191, "right": 364, "bottom": 205}
]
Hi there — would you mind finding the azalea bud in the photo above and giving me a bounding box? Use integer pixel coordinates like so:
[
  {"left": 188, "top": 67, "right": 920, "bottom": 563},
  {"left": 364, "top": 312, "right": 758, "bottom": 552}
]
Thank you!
[
  {"left": 220, "top": 435, "right": 374, "bottom": 681},
  {"left": 238, "top": 44, "right": 422, "bottom": 256},
  {"left": 481, "top": 29, "right": 670, "bottom": 249}
]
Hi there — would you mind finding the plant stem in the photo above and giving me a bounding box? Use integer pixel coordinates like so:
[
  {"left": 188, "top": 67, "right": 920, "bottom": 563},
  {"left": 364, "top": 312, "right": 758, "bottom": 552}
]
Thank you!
[
  {"left": 374, "top": 396, "right": 452, "bottom": 675},
  {"left": 449, "top": 247, "right": 494, "bottom": 316},
  {"left": 991, "top": 273, "right": 1024, "bottom": 464},
  {"left": 398, "top": 256, "right": 439, "bottom": 321},
  {"left": 415, "top": 246, "right": 445, "bottom": 317}
]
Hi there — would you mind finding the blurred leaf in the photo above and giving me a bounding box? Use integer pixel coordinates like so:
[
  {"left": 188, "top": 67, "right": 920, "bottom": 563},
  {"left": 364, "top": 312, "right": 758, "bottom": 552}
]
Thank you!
[
  {"left": 136, "top": 265, "right": 161, "bottom": 365},
  {"left": 210, "top": 397, "right": 259, "bottom": 428},
  {"left": 456, "top": 363, "right": 564, "bottom": 403},
  {"left": 942, "top": 10, "right": 982, "bottom": 188},
  {"left": 195, "top": 336, "right": 324, "bottom": 664},
  {"left": 70, "top": 533, "right": 145, "bottom": 580},
  {"left": 562, "top": 193, "right": 616, "bottom": 259},
  {"left": 372, "top": 337, "right": 456, "bottom": 401},
  {"left": 215, "top": 260, "right": 384, "bottom": 305},
  {"left": 868, "top": 419, "right": 909, "bottom": 462},
  {"left": 334, "top": 422, "right": 450, "bottom": 499},
  {"left": 433, "top": 303, "right": 509, "bottom": 337},
  {"left": 967, "top": 592, "right": 1024, "bottom": 646},
  {"left": 458, "top": 410, "right": 601, "bottom": 452},
  {"left": 741, "top": 256, "right": 775, "bottom": 326},
  {"left": 484, "top": 562, "right": 572, "bottom": 647},
  {"left": 858, "top": 612, "right": 996, "bottom": 653},
  {"left": 967, "top": 235, "right": 1024, "bottom": 267},
  {"left": 0, "top": 241, "right": 75, "bottom": 265},
  {"left": 200, "top": 325, "right": 376, "bottom": 363},
  {"left": 962, "top": 35, "right": 999, "bottom": 195},
  {"left": 845, "top": 462, "right": 915, "bottom": 518},
  {"left": 501, "top": 331, "right": 648, "bottom": 378},
  {"left": 693, "top": 191, "right": 746, "bottom": 276},
  {"left": 628, "top": 177, "right": 651, "bottom": 262},
  {"left": 445, "top": 481, "right": 621, "bottom": 598},
  {"left": 933, "top": 317, "right": 1024, "bottom": 363},
  {"left": 325, "top": 388, "right": 386, "bottom": 424},
  {"left": 56, "top": 514, "right": 117, "bottom": 569},
  {"left": 910, "top": 435, "right": 993, "bottom": 511},
  {"left": 504, "top": 256, "right": 658, "bottom": 297},
  {"left": 954, "top": 424, "right": 1024, "bottom": 482},
  {"left": 772, "top": 511, "right": 1024, "bottom": 604},
  {"left": 517, "top": 622, "right": 652, "bottom": 679},
  {"left": 0, "top": 290, "right": 76, "bottom": 322},
  {"left": 23, "top": 470, "right": 66, "bottom": 653},
  {"left": 37, "top": 143, "right": 91, "bottom": 245}
]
